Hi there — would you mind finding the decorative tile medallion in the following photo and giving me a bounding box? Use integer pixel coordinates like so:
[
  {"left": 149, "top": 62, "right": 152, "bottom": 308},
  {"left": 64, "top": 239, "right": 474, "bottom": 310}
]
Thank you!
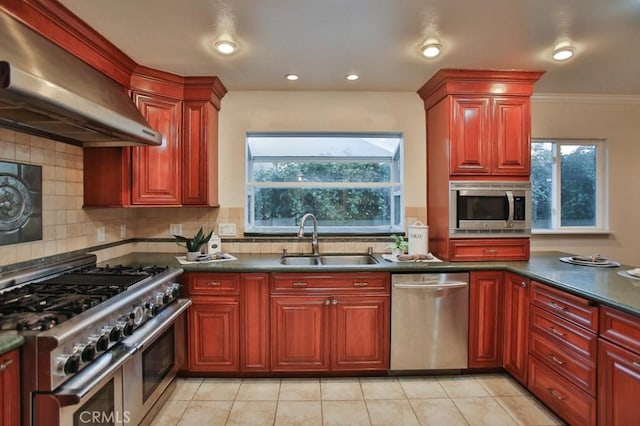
[{"left": 0, "top": 161, "right": 42, "bottom": 246}]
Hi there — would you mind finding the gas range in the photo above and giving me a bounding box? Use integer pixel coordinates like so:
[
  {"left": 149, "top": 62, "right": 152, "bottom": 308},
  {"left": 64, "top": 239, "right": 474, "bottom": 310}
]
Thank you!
[{"left": 0, "top": 254, "right": 188, "bottom": 425}]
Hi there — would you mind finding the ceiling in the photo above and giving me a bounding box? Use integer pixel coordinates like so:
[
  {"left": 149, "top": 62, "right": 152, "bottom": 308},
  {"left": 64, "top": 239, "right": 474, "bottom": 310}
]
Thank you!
[{"left": 58, "top": 0, "right": 640, "bottom": 95}]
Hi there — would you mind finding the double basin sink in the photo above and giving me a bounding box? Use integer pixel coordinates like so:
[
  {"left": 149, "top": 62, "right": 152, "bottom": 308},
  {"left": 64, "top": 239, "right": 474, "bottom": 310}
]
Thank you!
[{"left": 280, "top": 254, "right": 379, "bottom": 266}]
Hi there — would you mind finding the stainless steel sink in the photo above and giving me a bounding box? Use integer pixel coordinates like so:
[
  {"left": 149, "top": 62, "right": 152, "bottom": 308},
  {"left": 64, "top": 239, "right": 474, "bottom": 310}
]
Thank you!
[{"left": 280, "top": 254, "right": 378, "bottom": 266}]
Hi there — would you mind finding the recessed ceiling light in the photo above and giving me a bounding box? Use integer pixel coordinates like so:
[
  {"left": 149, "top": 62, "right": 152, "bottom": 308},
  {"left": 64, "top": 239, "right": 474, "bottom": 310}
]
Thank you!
[
  {"left": 285, "top": 73, "right": 299, "bottom": 81},
  {"left": 420, "top": 38, "right": 442, "bottom": 58},
  {"left": 552, "top": 39, "right": 575, "bottom": 61},
  {"left": 346, "top": 74, "right": 359, "bottom": 81},
  {"left": 215, "top": 40, "right": 237, "bottom": 55}
]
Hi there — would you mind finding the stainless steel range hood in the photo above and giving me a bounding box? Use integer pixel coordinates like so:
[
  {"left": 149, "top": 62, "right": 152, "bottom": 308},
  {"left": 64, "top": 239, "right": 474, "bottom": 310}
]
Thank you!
[{"left": 0, "top": 12, "right": 162, "bottom": 147}]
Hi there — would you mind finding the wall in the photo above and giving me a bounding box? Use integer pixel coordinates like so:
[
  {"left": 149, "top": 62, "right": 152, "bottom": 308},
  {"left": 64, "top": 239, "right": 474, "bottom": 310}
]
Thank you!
[
  {"left": 1, "top": 92, "right": 639, "bottom": 267},
  {"left": 529, "top": 95, "right": 640, "bottom": 265}
]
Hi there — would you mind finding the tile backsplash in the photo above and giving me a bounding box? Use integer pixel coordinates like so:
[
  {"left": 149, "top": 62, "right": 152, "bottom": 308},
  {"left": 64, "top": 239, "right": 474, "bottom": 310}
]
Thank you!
[{"left": 1, "top": 130, "right": 424, "bottom": 267}]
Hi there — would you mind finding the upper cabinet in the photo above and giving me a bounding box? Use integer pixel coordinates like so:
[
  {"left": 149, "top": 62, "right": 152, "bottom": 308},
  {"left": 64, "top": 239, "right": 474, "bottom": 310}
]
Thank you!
[
  {"left": 418, "top": 69, "right": 544, "bottom": 179},
  {"left": 84, "top": 68, "right": 226, "bottom": 207}
]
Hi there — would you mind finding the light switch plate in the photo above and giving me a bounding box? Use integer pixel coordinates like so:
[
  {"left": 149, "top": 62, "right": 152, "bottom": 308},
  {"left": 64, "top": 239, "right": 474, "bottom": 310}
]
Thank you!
[
  {"left": 169, "top": 224, "right": 182, "bottom": 236},
  {"left": 218, "top": 223, "right": 237, "bottom": 236},
  {"left": 97, "top": 226, "right": 105, "bottom": 243},
  {"left": 120, "top": 224, "right": 127, "bottom": 238}
]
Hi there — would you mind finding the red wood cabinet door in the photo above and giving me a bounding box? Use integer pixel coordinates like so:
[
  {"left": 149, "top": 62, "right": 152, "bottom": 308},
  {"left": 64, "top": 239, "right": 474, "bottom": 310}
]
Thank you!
[
  {"left": 331, "top": 295, "right": 390, "bottom": 371},
  {"left": 491, "top": 97, "right": 531, "bottom": 176},
  {"left": 598, "top": 339, "right": 640, "bottom": 426},
  {"left": 0, "top": 349, "right": 20, "bottom": 426},
  {"left": 469, "top": 271, "right": 504, "bottom": 368},
  {"left": 131, "top": 93, "right": 182, "bottom": 205},
  {"left": 270, "top": 296, "right": 330, "bottom": 371},
  {"left": 503, "top": 272, "right": 530, "bottom": 385},
  {"left": 187, "top": 298, "right": 239, "bottom": 371},
  {"left": 240, "top": 274, "right": 270, "bottom": 371},
  {"left": 182, "top": 100, "right": 218, "bottom": 206},
  {"left": 450, "top": 96, "right": 491, "bottom": 175}
]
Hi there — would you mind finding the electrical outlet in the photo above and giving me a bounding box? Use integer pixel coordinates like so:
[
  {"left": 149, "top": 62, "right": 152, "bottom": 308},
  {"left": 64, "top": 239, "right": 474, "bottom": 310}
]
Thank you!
[
  {"left": 169, "top": 224, "right": 183, "bottom": 236},
  {"left": 120, "top": 224, "right": 127, "bottom": 238},
  {"left": 97, "top": 226, "right": 106, "bottom": 243},
  {"left": 218, "top": 223, "right": 237, "bottom": 236}
]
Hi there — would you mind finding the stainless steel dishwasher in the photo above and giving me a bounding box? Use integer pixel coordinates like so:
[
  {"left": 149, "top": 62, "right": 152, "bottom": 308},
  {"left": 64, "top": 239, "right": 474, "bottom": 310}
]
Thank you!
[{"left": 390, "top": 272, "right": 469, "bottom": 370}]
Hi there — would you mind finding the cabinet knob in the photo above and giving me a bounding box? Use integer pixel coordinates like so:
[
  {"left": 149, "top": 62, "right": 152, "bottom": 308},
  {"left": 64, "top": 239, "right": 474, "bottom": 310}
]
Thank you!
[
  {"left": 331, "top": 299, "right": 338, "bottom": 305},
  {"left": 520, "top": 281, "right": 527, "bottom": 288},
  {"left": 547, "top": 388, "right": 567, "bottom": 401},
  {"left": 353, "top": 282, "right": 368, "bottom": 287},
  {"left": 633, "top": 361, "right": 640, "bottom": 368},
  {"left": 293, "top": 282, "right": 308, "bottom": 288},
  {"left": 548, "top": 353, "right": 565, "bottom": 365},
  {"left": 0, "top": 358, "right": 13, "bottom": 371},
  {"left": 324, "top": 299, "right": 331, "bottom": 305},
  {"left": 207, "top": 282, "right": 222, "bottom": 287},
  {"left": 548, "top": 327, "right": 566, "bottom": 339}
]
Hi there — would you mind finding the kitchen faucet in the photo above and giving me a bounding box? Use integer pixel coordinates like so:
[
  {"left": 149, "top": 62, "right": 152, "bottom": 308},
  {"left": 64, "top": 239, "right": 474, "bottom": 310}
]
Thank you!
[{"left": 297, "top": 213, "right": 319, "bottom": 255}]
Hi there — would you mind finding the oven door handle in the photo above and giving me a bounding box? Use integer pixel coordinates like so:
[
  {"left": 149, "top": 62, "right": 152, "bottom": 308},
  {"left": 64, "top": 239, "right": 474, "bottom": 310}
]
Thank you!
[
  {"left": 122, "top": 298, "right": 191, "bottom": 352},
  {"left": 505, "top": 190, "right": 514, "bottom": 226},
  {"left": 50, "top": 343, "right": 135, "bottom": 406}
]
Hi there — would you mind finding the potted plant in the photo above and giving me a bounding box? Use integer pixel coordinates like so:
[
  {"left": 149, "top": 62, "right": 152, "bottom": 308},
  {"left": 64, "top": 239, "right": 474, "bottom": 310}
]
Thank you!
[
  {"left": 173, "top": 227, "right": 213, "bottom": 260},
  {"left": 388, "top": 234, "right": 409, "bottom": 256}
]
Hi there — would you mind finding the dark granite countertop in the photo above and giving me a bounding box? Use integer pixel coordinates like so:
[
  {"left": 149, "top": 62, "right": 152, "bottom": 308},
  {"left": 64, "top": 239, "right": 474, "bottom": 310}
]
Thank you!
[
  {"left": 0, "top": 332, "right": 24, "bottom": 356},
  {"left": 101, "top": 251, "right": 640, "bottom": 317}
]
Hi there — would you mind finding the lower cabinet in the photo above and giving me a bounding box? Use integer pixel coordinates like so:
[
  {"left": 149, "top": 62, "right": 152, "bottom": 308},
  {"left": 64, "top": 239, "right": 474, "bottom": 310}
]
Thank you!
[
  {"left": 270, "top": 273, "right": 390, "bottom": 372},
  {"left": 598, "top": 306, "right": 640, "bottom": 426},
  {"left": 0, "top": 349, "right": 20, "bottom": 426},
  {"left": 503, "top": 272, "right": 530, "bottom": 385},
  {"left": 469, "top": 271, "right": 504, "bottom": 368},
  {"left": 185, "top": 272, "right": 269, "bottom": 372}
]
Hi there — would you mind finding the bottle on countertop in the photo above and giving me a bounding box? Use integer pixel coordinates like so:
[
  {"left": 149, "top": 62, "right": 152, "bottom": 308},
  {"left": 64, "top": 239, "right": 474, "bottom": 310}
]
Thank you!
[{"left": 207, "top": 233, "right": 222, "bottom": 254}]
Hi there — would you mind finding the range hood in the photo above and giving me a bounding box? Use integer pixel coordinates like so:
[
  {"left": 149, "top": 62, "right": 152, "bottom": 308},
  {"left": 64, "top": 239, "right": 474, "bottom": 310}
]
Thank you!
[{"left": 0, "top": 12, "right": 162, "bottom": 147}]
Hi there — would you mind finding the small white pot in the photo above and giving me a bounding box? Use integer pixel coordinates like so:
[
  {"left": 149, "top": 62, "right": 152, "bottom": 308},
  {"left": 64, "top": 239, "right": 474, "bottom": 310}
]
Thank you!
[{"left": 186, "top": 251, "right": 201, "bottom": 261}]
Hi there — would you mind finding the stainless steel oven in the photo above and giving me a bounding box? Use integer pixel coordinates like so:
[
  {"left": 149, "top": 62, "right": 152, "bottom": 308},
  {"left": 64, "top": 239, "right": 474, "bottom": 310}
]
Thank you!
[
  {"left": 449, "top": 181, "right": 531, "bottom": 237},
  {"left": 32, "top": 298, "right": 190, "bottom": 426}
]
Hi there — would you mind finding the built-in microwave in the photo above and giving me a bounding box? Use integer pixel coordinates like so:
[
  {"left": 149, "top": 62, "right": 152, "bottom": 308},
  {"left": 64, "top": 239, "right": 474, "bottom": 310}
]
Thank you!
[{"left": 449, "top": 181, "right": 531, "bottom": 237}]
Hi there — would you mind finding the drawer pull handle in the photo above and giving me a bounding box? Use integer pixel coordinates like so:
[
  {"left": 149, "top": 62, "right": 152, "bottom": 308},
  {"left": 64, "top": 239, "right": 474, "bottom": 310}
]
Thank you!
[
  {"left": 548, "top": 388, "right": 567, "bottom": 401},
  {"left": 548, "top": 327, "right": 566, "bottom": 339},
  {"left": 484, "top": 249, "right": 497, "bottom": 254},
  {"left": 549, "top": 302, "right": 568, "bottom": 312},
  {"left": 633, "top": 361, "right": 640, "bottom": 368},
  {"left": 0, "top": 358, "right": 14, "bottom": 371},
  {"left": 293, "top": 282, "right": 308, "bottom": 287},
  {"left": 353, "top": 282, "right": 368, "bottom": 287},
  {"left": 548, "top": 353, "right": 565, "bottom": 365},
  {"left": 207, "top": 282, "right": 222, "bottom": 287}
]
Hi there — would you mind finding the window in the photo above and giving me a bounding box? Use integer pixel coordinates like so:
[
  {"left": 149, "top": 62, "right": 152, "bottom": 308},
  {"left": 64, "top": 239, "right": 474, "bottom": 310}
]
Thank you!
[
  {"left": 246, "top": 132, "right": 403, "bottom": 234},
  {"left": 531, "top": 139, "right": 607, "bottom": 232}
]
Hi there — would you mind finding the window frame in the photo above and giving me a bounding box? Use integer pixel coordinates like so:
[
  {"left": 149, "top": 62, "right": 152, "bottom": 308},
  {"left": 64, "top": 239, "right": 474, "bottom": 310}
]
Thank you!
[
  {"left": 531, "top": 138, "right": 609, "bottom": 234},
  {"left": 245, "top": 132, "right": 404, "bottom": 235}
]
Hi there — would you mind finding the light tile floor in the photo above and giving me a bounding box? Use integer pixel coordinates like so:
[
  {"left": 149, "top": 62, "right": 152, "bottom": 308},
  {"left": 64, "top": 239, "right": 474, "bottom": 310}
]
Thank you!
[{"left": 151, "top": 374, "right": 565, "bottom": 425}]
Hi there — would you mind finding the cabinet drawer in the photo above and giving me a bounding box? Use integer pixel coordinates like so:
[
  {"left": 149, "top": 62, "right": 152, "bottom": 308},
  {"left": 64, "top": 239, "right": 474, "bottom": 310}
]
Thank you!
[
  {"left": 528, "top": 356, "right": 596, "bottom": 426},
  {"left": 271, "top": 273, "right": 389, "bottom": 293},
  {"left": 599, "top": 306, "right": 640, "bottom": 354},
  {"left": 530, "top": 281, "right": 598, "bottom": 332},
  {"left": 529, "top": 330, "right": 596, "bottom": 396},
  {"left": 186, "top": 273, "right": 240, "bottom": 296},
  {"left": 530, "top": 306, "right": 597, "bottom": 362},
  {"left": 448, "top": 238, "right": 529, "bottom": 261}
]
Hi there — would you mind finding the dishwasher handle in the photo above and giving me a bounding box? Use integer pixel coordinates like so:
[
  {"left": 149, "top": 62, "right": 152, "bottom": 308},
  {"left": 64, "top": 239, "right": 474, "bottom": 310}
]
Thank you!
[{"left": 393, "top": 281, "right": 468, "bottom": 289}]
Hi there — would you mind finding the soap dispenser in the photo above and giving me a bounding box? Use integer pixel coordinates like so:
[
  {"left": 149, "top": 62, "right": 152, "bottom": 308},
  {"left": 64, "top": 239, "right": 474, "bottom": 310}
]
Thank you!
[{"left": 207, "top": 233, "right": 222, "bottom": 254}]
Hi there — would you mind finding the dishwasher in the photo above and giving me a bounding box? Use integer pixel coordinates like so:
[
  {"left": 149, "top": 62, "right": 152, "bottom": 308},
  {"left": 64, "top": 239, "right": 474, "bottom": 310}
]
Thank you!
[{"left": 390, "top": 273, "right": 469, "bottom": 370}]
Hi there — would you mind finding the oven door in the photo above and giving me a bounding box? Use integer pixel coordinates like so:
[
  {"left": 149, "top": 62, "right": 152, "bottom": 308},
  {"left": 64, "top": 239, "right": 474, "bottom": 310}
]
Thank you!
[
  {"left": 33, "top": 343, "right": 133, "bottom": 426},
  {"left": 122, "top": 298, "right": 191, "bottom": 425}
]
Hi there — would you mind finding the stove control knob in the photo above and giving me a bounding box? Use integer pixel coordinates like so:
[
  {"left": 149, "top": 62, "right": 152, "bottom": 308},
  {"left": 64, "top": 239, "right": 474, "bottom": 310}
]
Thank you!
[
  {"left": 57, "top": 354, "right": 80, "bottom": 375},
  {"left": 155, "top": 291, "right": 167, "bottom": 306},
  {"left": 109, "top": 325, "right": 123, "bottom": 342},
  {"left": 122, "top": 321, "right": 135, "bottom": 336},
  {"left": 145, "top": 302, "right": 160, "bottom": 317},
  {"left": 130, "top": 306, "right": 145, "bottom": 325},
  {"left": 169, "top": 283, "right": 181, "bottom": 298},
  {"left": 74, "top": 343, "right": 96, "bottom": 363},
  {"left": 90, "top": 333, "right": 110, "bottom": 352}
]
